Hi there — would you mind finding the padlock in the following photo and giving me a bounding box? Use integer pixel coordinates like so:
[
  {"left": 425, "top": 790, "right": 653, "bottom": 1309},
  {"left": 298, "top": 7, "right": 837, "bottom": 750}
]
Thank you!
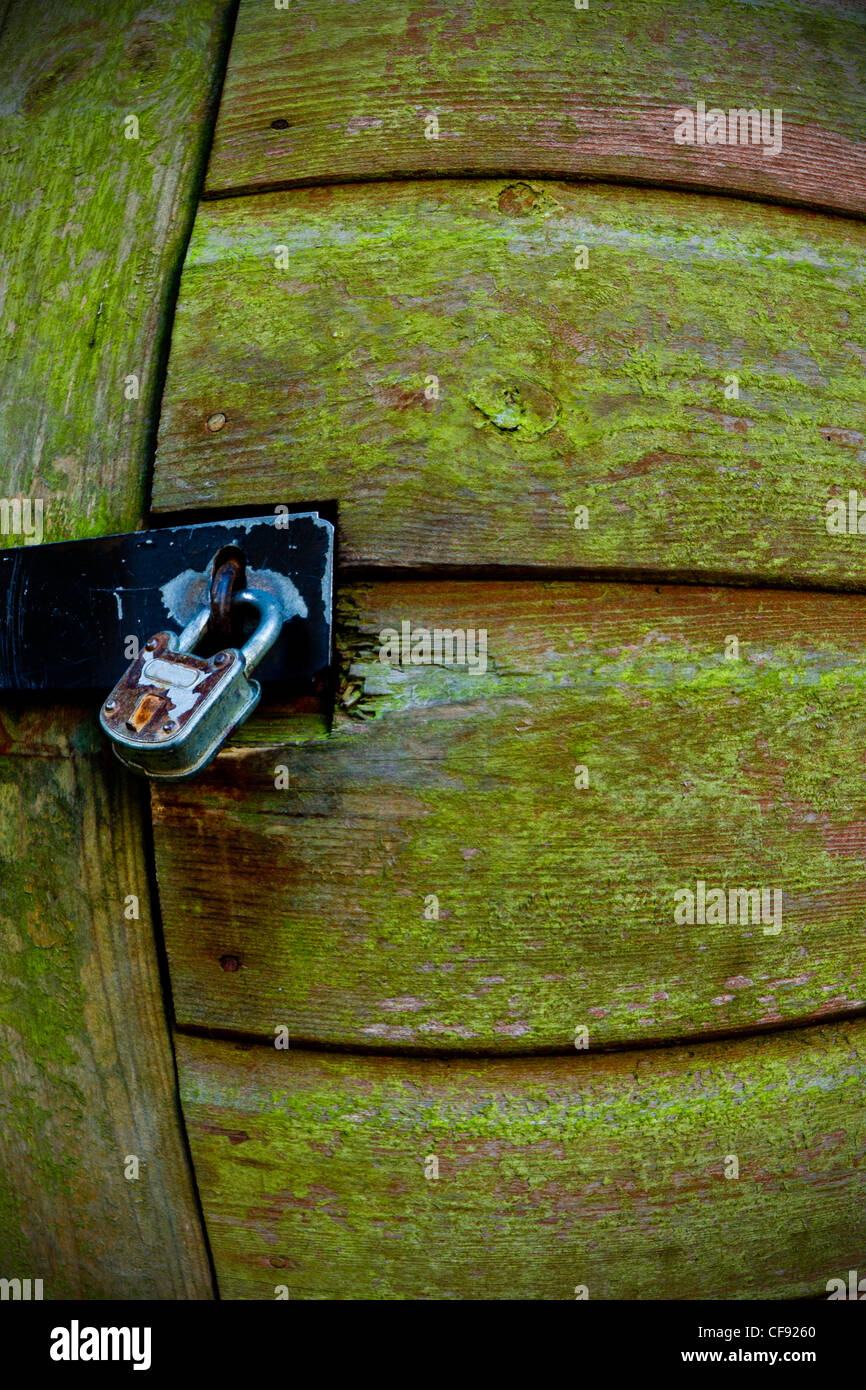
[{"left": 100, "top": 588, "right": 283, "bottom": 779}]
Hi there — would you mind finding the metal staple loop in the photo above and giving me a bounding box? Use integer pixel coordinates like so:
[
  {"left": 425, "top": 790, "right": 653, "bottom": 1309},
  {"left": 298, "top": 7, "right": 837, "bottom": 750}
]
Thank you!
[{"left": 209, "top": 549, "right": 247, "bottom": 648}]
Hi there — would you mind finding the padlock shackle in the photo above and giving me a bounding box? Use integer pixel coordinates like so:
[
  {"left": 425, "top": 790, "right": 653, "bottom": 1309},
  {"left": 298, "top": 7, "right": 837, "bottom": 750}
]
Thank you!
[
  {"left": 175, "top": 606, "right": 211, "bottom": 655},
  {"left": 173, "top": 588, "right": 283, "bottom": 672},
  {"left": 234, "top": 588, "right": 284, "bottom": 673}
]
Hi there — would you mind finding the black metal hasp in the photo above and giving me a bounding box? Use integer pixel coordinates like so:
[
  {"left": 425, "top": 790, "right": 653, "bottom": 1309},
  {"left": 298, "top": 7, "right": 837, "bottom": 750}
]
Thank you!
[{"left": 0, "top": 513, "right": 334, "bottom": 695}]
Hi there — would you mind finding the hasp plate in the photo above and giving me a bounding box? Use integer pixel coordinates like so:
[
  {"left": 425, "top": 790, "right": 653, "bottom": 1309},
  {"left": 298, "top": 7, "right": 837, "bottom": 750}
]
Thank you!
[{"left": 0, "top": 513, "right": 334, "bottom": 693}]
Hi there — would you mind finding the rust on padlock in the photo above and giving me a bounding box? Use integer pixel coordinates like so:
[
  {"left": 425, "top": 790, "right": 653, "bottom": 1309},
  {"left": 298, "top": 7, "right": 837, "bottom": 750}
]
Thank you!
[
  {"left": 101, "top": 586, "right": 283, "bottom": 779},
  {"left": 102, "top": 633, "right": 239, "bottom": 746},
  {"left": 126, "top": 692, "right": 165, "bottom": 734}
]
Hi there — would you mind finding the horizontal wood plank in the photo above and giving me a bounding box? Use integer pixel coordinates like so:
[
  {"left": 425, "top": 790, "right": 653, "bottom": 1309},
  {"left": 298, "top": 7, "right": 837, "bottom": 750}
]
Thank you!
[
  {"left": 152, "top": 180, "right": 866, "bottom": 579},
  {"left": 205, "top": 0, "right": 866, "bottom": 218},
  {"left": 177, "top": 1019, "right": 866, "bottom": 1299},
  {"left": 154, "top": 580, "right": 866, "bottom": 1051}
]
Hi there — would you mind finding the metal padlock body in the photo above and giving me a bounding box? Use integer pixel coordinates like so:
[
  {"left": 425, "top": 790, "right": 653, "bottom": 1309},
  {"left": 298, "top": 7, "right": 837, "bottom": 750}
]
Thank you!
[{"left": 100, "top": 589, "right": 282, "bottom": 780}]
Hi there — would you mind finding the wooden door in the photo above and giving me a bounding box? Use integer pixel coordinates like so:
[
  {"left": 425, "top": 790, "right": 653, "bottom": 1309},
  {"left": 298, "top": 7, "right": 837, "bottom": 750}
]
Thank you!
[{"left": 2, "top": 0, "right": 866, "bottom": 1300}]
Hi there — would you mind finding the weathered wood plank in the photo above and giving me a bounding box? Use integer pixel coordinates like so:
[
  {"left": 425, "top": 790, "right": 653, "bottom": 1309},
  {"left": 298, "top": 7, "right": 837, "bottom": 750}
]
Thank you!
[
  {"left": 152, "top": 180, "right": 866, "bottom": 580},
  {"left": 0, "top": 0, "right": 233, "bottom": 541},
  {"left": 177, "top": 1019, "right": 866, "bottom": 1299},
  {"left": 0, "top": 708, "right": 212, "bottom": 1298},
  {"left": 154, "top": 580, "right": 866, "bottom": 1051},
  {"left": 204, "top": 0, "right": 866, "bottom": 218},
  {"left": 0, "top": 0, "right": 233, "bottom": 1297}
]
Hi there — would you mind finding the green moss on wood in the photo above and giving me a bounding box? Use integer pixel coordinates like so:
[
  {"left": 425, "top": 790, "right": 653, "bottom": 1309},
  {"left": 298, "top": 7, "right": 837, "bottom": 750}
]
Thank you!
[
  {"left": 177, "top": 1022, "right": 866, "bottom": 1299},
  {"left": 0, "top": 0, "right": 226, "bottom": 1298},
  {"left": 154, "top": 582, "right": 866, "bottom": 1050},
  {"left": 206, "top": 0, "right": 866, "bottom": 214},
  {"left": 0, "top": 0, "right": 233, "bottom": 544},
  {"left": 0, "top": 744, "right": 212, "bottom": 1296},
  {"left": 155, "top": 180, "right": 866, "bottom": 579}
]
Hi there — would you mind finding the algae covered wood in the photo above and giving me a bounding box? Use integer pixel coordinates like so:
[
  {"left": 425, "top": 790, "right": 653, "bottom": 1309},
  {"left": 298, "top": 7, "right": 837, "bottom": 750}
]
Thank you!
[
  {"left": 0, "top": 710, "right": 212, "bottom": 1298},
  {"left": 153, "top": 580, "right": 866, "bottom": 1052},
  {"left": 176, "top": 1020, "right": 866, "bottom": 1300},
  {"left": 0, "top": 0, "right": 233, "bottom": 540},
  {"left": 205, "top": 0, "right": 866, "bottom": 219},
  {"left": 0, "top": 0, "right": 232, "bottom": 1297},
  {"left": 152, "top": 180, "right": 866, "bottom": 581}
]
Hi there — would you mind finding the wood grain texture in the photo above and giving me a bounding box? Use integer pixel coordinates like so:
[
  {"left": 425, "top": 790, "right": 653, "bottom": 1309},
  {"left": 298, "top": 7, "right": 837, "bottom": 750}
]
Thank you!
[
  {"left": 0, "top": 0, "right": 234, "bottom": 541},
  {"left": 0, "top": 708, "right": 212, "bottom": 1298},
  {"left": 154, "top": 580, "right": 866, "bottom": 1051},
  {"left": 152, "top": 180, "right": 866, "bottom": 580},
  {"left": 204, "top": 0, "right": 866, "bottom": 218},
  {"left": 0, "top": 0, "right": 231, "bottom": 1297},
  {"left": 176, "top": 1020, "right": 866, "bottom": 1299}
]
